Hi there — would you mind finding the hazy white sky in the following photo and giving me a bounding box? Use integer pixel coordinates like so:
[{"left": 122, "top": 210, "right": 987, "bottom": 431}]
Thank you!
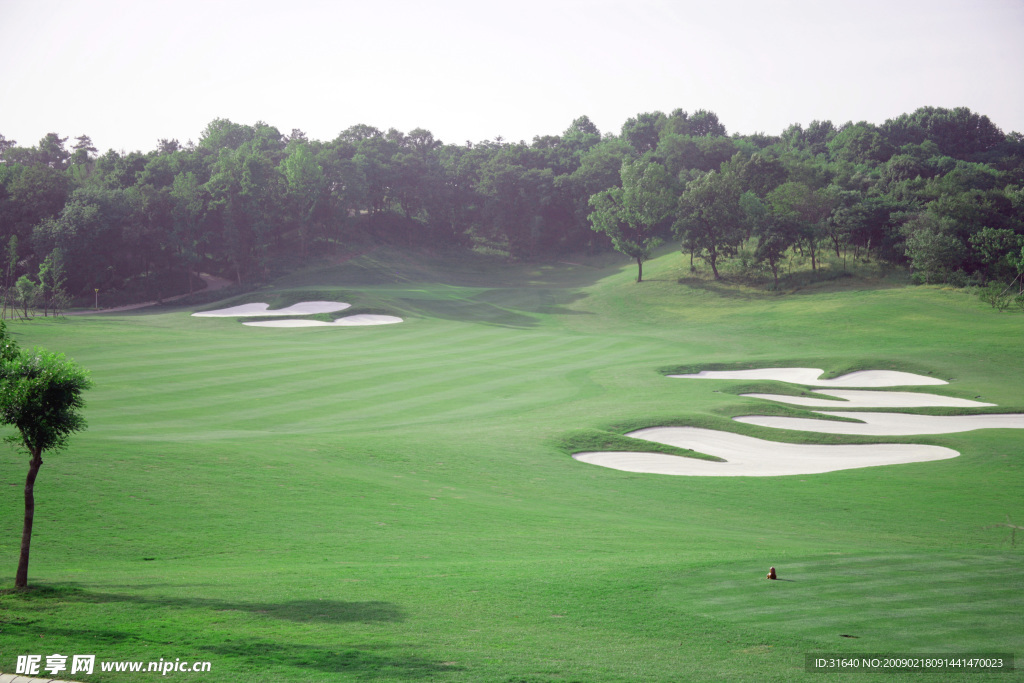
[{"left": 2, "top": 0, "right": 1022, "bottom": 153}]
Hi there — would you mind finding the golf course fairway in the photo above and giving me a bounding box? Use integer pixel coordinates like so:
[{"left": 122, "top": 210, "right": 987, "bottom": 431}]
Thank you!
[{"left": 1, "top": 248, "right": 1021, "bottom": 682}]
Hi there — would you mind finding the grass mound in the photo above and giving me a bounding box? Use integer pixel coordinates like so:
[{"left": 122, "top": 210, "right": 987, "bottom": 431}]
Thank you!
[{"left": 551, "top": 428, "right": 722, "bottom": 462}]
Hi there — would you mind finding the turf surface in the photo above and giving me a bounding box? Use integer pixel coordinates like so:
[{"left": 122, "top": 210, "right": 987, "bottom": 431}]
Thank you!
[{"left": 1, "top": 248, "right": 1021, "bottom": 682}]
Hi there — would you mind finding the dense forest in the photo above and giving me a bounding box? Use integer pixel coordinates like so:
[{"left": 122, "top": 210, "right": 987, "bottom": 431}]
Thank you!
[{"left": 1, "top": 105, "right": 1023, "bottom": 312}]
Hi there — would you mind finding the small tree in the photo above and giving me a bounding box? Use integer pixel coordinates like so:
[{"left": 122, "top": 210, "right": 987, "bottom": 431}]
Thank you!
[
  {"left": 38, "top": 249, "right": 68, "bottom": 317},
  {"left": 978, "top": 283, "right": 1011, "bottom": 311},
  {"left": 2, "top": 236, "right": 17, "bottom": 320},
  {"left": 1013, "top": 245, "right": 1024, "bottom": 295},
  {"left": 0, "top": 326, "right": 91, "bottom": 589},
  {"left": 15, "top": 275, "right": 39, "bottom": 319}
]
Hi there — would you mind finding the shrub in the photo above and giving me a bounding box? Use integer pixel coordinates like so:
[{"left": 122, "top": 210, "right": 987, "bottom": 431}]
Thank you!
[{"left": 979, "top": 283, "right": 1012, "bottom": 311}]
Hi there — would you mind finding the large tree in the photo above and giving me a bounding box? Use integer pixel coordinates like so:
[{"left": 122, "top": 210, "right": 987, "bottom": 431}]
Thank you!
[
  {"left": 279, "top": 142, "right": 327, "bottom": 255},
  {"left": 621, "top": 112, "right": 666, "bottom": 154},
  {"left": 900, "top": 212, "right": 966, "bottom": 283},
  {"left": 589, "top": 157, "right": 676, "bottom": 282},
  {"left": 204, "top": 143, "right": 282, "bottom": 283},
  {"left": 32, "top": 187, "right": 132, "bottom": 295},
  {"left": 675, "top": 170, "right": 745, "bottom": 279},
  {"left": 170, "top": 171, "right": 207, "bottom": 294},
  {"left": 0, "top": 328, "right": 91, "bottom": 588},
  {"left": 477, "top": 153, "right": 554, "bottom": 259},
  {"left": 765, "top": 181, "right": 836, "bottom": 271},
  {"left": 741, "top": 191, "right": 796, "bottom": 287}
]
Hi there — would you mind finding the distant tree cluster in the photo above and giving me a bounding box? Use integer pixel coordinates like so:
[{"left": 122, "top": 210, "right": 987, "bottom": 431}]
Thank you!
[{"left": 1, "top": 105, "right": 1023, "bottom": 306}]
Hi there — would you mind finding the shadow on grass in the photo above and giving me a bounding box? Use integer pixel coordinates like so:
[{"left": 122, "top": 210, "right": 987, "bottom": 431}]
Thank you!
[
  {"left": 676, "top": 267, "right": 908, "bottom": 299},
  {"left": 199, "top": 640, "right": 464, "bottom": 679},
  {"left": 3, "top": 585, "right": 405, "bottom": 624},
  {"left": 2, "top": 588, "right": 459, "bottom": 680},
  {"left": 397, "top": 288, "right": 592, "bottom": 328},
  {"left": 2, "top": 621, "right": 141, "bottom": 645}
]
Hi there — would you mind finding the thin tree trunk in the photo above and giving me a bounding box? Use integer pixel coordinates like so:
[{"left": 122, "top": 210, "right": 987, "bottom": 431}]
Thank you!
[
  {"left": 16, "top": 450, "right": 43, "bottom": 589},
  {"left": 636, "top": 257, "right": 643, "bottom": 283}
]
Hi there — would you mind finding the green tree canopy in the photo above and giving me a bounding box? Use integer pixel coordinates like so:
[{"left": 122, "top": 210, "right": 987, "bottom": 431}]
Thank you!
[
  {"left": 589, "top": 157, "right": 676, "bottom": 282},
  {"left": 675, "top": 170, "right": 745, "bottom": 279}
]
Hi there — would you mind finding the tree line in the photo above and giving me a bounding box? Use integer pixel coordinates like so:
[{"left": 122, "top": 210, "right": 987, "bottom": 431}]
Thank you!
[{"left": 1, "top": 105, "right": 1023, "bottom": 309}]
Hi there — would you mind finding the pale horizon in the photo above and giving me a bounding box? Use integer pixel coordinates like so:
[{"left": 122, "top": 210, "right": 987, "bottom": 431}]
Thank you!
[{"left": 3, "top": 0, "right": 1022, "bottom": 154}]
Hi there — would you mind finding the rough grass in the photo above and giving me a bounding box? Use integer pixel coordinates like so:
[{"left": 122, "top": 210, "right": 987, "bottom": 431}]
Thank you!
[
  {"left": 1, "top": 247, "right": 1021, "bottom": 682},
  {"left": 549, "top": 429, "right": 720, "bottom": 461}
]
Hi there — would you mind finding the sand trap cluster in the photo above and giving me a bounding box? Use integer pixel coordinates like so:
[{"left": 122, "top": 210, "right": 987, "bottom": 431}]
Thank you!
[
  {"left": 669, "top": 367, "right": 948, "bottom": 387},
  {"left": 573, "top": 427, "right": 958, "bottom": 477},
  {"left": 193, "top": 301, "right": 351, "bottom": 317},
  {"left": 193, "top": 301, "right": 403, "bottom": 327},
  {"left": 244, "top": 315, "right": 403, "bottom": 328},
  {"left": 740, "top": 389, "right": 993, "bottom": 409},
  {"left": 576, "top": 366, "right": 1021, "bottom": 477},
  {"left": 735, "top": 411, "right": 1024, "bottom": 436}
]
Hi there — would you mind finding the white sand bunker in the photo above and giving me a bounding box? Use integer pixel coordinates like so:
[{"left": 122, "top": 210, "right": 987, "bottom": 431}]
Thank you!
[
  {"left": 573, "top": 427, "right": 958, "bottom": 477},
  {"left": 243, "top": 314, "right": 403, "bottom": 328},
  {"left": 741, "top": 389, "right": 994, "bottom": 409},
  {"left": 193, "top": 301, "right": 351, "bottom": 317},
  {"left": 670, "top": 368, "right": 947, "bottom": 387},
  {"left": 735, "top": 411, "right": 1024, "bottom": 436}
]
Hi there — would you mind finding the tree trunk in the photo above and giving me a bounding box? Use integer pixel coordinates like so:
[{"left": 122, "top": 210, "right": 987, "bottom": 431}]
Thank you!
[
  {"left": 636, "top": 257, "right": 643, "bottom": 283},
  {"left": 710, "top": 255, "right": 720, "bottom": 280},
  {"left": 16, "top": 449, "right": 43, "bottom": 589}
]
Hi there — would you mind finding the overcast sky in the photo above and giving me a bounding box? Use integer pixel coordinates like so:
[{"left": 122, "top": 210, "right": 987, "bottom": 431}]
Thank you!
[{"left": 2, "top": 0, "right": 1022, "bottom": 154}]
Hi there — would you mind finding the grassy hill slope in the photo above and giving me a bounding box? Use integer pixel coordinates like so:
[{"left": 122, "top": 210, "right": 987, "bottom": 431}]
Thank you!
[{"left": 1, "top": 248, "right": 1021, "bottom": 682}]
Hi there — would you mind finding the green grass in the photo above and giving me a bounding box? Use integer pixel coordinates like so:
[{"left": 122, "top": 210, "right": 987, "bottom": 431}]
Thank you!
[{"left": 1, "top": 246, "right": 1022, "bottom": 682}]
